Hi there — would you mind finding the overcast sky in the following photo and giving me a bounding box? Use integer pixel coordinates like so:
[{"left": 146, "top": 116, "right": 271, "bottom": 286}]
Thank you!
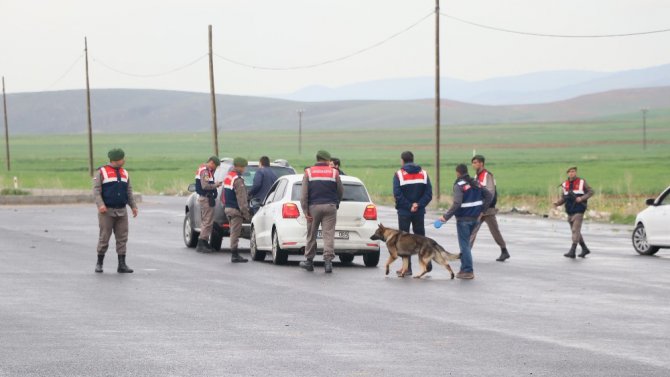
[{"left": 1, "top": 0, "right": 669, "bottom": 96}]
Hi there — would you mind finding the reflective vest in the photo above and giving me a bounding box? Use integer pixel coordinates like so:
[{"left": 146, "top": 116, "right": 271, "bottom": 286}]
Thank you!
[
  {"left": 454, "top": 177, "right": 484, "bottom": 218},
  {"left": 99, "top": 165, "right": 129, "bottom": 208},
  {"left": 194, "top": 164, "right": 217, "bottom": 197},
  {"left": 305, "top": 163, "right": 339, "bottom": 206},
  {"left": 562, "top": 178, "right": 587, "bottom": 214},
  {"left": 476, "top": 169, "right": 497, "bottom": 208},
  {"left": 223, "top": 170, "right": 243, "bottom": 209},
  {"left": 396, "top": 168, "right": 428, "bottom": 186}
]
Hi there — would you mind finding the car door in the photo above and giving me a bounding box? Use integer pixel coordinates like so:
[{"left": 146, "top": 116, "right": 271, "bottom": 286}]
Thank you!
[
  {"left": 263, "top": 179, "right": 289, "bottom": 242},
  {"left": 255, "top": 180, "right": 282, "bottom": 249},
  {"left": 647, "top": 188, "right": 670, "bottom": 246}
]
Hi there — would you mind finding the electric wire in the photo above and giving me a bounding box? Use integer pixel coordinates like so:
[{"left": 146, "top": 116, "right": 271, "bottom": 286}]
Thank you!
[
  {"left": 42, "top": 53, "right": 84, "bottom": 91},
  {"left": 92, "top": 53, "right": 208, "bottom": 78}
]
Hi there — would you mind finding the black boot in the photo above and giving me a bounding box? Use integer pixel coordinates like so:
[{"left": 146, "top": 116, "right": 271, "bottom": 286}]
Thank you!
[
  {"left": 196, "top": 239, "right": 213, "bottom": 253},
  {"left": 299, "top": 259, "right": 314, "bottom": 271},
  {"left": 496, "top": 248, "right": 510, "bottom": 262},
  {"left": 324, "top": 260, "right": 333, "bottom": 273},
  {"left": 578, "top": 241, "right": 590, "bottom": 258},
  {"left": 564, "top": 244, "right": 577, "bottom": 259},
  {"left": 426, "top": 261, "right": 433, "bottom": 272},
  {"left": 231, "top": 250, "right": 248, "bottom": 263},
  {"left": 117, "top": 255, "right": 134, "bottom": 273},
  {"left": 95, "top": 254, "right": 104, "bottom": 273},
  {"left": 397, "top": 260, "right": 412, "bottom": 277}
]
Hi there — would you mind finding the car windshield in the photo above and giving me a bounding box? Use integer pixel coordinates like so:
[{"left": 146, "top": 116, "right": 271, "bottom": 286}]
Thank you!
[
  {"left": 241, "top": 166, "right": 295, "bottom": 187},
  {"left": 291, "top": 182, "right": 370, "bottom": 202}
]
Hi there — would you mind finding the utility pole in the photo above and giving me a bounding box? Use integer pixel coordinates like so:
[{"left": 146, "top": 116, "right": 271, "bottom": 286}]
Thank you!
[
  {"left": 208, "top": 25, "right": 220, "bottom": 156},
  {"left": 641, "top": 108, "right": 648, "bottom": 150},
  {"left": 297, "top": 109, "right": 305, "bottom": 155},
  {"left": 84, "top": 37, "right": 94, "bottom": 177},
  {"left": 434, "top": 0, "right": 441, "bottom": 200},
  {"left": 2, "top": 76, "right": 10, "bottom": 171}
]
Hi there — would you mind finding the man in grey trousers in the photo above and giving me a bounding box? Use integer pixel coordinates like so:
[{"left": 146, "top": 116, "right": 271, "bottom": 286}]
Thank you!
[{"left": 299, "top": 150, "right": 343, "bottom": 273}]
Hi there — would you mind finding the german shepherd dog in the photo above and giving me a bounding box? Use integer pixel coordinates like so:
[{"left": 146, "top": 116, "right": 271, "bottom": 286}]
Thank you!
[{"left": 370, "top": 224, "right": 460, "bottom": 279}]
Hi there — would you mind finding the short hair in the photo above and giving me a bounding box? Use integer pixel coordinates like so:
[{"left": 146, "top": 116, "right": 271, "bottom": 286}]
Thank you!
[
  {"left": 207, "top": 156, "right": 221, "bottom": 167},
  {"left": 471, "top": 154, "right": 485, "bottom": 164},
  {"left": 401, "top": 151, "right": 414, "bottom": 163},
  {"left": 331, "top": 157, "right": 341, "bottom": 167},
  {"left": 456, "top": 164, "right": 468, "bottom": 175},
  {"left": 259, "top": 156, "right": 270, "bottom": 167}
]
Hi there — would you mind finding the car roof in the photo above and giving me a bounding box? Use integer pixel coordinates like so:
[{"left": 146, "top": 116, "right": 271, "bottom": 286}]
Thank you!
[{"left": 280, "top": 174, "right": 364, "bottom": 185}]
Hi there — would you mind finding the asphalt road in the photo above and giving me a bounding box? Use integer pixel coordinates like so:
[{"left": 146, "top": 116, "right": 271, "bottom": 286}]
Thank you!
[{"left": 1, "top": 196, "right": 668, "bottom": 377}]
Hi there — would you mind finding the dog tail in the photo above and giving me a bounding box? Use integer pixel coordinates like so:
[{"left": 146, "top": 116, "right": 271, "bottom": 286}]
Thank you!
[{"left": 435, "top": 242, "right": 460, "bottom": 261}]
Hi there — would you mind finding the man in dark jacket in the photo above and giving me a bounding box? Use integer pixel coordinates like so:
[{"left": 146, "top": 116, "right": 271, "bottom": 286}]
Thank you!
[
  {"left": 393, "top": 151, "right": 433, "bottom": 276},
  {"left": 437, "top": 164, "right": 492, "bottom": 280},
  {"left": 249, "top": 156, "right": 278, "bottom": 207}
]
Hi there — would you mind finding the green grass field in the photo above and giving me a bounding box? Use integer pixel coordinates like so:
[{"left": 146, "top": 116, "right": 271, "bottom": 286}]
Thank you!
[{"left": 1, "top": 118, "right": 669, "bottom": 223}]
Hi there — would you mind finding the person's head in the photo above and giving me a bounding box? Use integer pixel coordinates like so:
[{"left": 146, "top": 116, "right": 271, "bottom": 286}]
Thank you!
[
  {"left": 206, "top": 156, "right": 220, "bottom": 170},
  {"left": 259, "top": 156, "right": 270, "bottom": 167},
  {"left": 330, "top": 157, "right": 341, "bottom": 169},
  {"left": 471, "top": 154, "right": 485, "bottom": 172},
  {"left": 455, "top": 163, "right": 468, "bottom": 178},
  {"left": 316, "top": 150, "right": 331, "bottom": 163},
  {"left": 108, "top": 148, "right": 125, "bottom": 168},
  {"left": 567, "top": 166, "right": 577, "bottom": 180},
  {"left": 400, "top": 151, "right": 414, "bottom": 165},
  {"left": 233, "top": 157, "right": 248, "bottom": 173}
]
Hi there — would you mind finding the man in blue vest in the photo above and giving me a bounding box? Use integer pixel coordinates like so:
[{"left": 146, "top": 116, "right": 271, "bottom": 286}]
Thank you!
[
  {"left": 300, "top": 150, "right": 344, "bottom": 273},
  {"left": 93, "top": 148, "right": 138, "bottom": 273},
  {"left": 393, "top": 151, "right": 433, "bottom": 276},
  {"left": 553, "top": 166, "right": 594, "bottom": 258},
  {"left": 223, "top": 157, "right": 251, "bottom": 263},
  {"left": 195, "top": 156, "right": 222, "bottom": 253},
  {"left": 437, "top": 164, "right": 492, "bottom": 280}
]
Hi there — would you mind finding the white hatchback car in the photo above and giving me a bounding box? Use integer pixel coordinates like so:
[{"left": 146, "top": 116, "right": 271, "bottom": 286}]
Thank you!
[
  {"left": 249, "top": 174, "right": 381, "bottom": 266},
  {"left": 632, "top": 185, "right": 670, "bottom": 255}
]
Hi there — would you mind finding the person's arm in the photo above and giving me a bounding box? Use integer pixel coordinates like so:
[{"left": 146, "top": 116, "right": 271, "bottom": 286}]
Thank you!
[
  {"left": 484, "top": 172, "right": 496, "bottom": 195},
  {"left": 580, "top": 180, "right": 594, "bottom": 202},
  {"left": 418, "top": 175, "right": 433, "bottom": 209},
  {"left": 249, "top": 169, "right": 263, "bottom": 197},
  {"left": 93, "top": 169, "right": 106, "bottom": 213},
  {"left": 480, "top": 185, "right": 492, "bottom": 213},
  {"left": 393, "top": 173, "right": 412, "bottom": 210},
  {"left": 199, "top": 169, "right": 217, "bottom": 190},
  {"left": 440, "top": 184, "right": 463, "bottom": 222},
  {"left": 300, "top": 174, "right": 310, "bottom": 218},
  {"left": 234, "top": 178, "right": 251, "bottom": 219},
  {"left": 127, "top": 177, "right": 138, "bottom": 217}
]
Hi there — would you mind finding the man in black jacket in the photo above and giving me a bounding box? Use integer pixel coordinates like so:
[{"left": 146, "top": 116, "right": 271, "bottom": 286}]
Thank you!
[{"left": 249, "top": 156, "right": 278, "bottom": 207}]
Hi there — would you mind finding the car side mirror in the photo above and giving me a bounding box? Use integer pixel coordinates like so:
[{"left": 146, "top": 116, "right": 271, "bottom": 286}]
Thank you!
[
  {"left": 188, "top": 184, "right": 196, "bottom": 193},
  {"left": 645, "top": 198, "right": 656, "bottom": 206}
]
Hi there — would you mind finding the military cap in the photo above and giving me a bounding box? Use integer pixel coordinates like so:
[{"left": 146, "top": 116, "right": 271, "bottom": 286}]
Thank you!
[
  {"left": 208, "top": 156, "right": 221, "bottom": 166},
  {"left": 566, "top": 166, "right": 578, "bottom": 173},
  {"left": 316, "top": 150, "right": 331, "bottom": 161},
  {"left": 233, "top": 157, "right": 248, "bottom": 167},
  {"left": 107, "top": 148, "right": 125, "bottom": 161},
  {"left": 472, "top": 154, "right": 486, "bottom": 163}
]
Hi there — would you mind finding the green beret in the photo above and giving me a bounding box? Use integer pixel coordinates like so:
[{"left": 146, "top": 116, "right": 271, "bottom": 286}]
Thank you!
[
  {"left": 567, "top": 166, "right": 577, "bottom": 173},
  {"left": 233, "top": 157, "right": 248, "bottom": 167},
  {"left": 107, "top": 148, "right": 125, "bottom": 161},
  {"left": 316, "top": 150, "right": 331, "bottom": 161},
  {"left": 472, "top": 154, "right": 485, "bottom": 163},
  {"left": 208, "top": 156, "right": 221, "bottom": 166}
]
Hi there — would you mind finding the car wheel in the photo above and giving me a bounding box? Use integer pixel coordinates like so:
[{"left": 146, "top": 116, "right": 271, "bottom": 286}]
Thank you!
[
  {"left": 271, "top": 230, "right": 288, "bottom": 265},
  {"left": 250, "top": 227, "right": 266, "bottom": 261},
  {"left": 363, "top": 251, "right": 380, "bottom": 267},
  {"left": 183, "top": 215, "right": 199, "bottom": 248},
  {"left": 209, "top": 224, "right": 223, "bottom": 251},
  {"left": 339, "top": 254, "right": 355, "bottom": 264},
  {"left": 632, "top": 223, "right": 660, "bottom": 256}
]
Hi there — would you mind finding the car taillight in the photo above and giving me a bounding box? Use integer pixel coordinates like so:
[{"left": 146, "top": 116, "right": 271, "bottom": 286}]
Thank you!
[
  {"left": 363, "top": 204, "right": 377, "bottom": 220},
  {"left": 282, "top": 203, "right": 301, "bottom": 219}
]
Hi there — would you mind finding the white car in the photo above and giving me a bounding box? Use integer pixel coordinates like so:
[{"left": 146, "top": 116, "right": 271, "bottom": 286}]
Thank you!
[
  {"left": 632, "top": 185, "right": 670, "bottom": 255},
  {"left": 249, "top": 174, "right": 381, "bottom": 266}
]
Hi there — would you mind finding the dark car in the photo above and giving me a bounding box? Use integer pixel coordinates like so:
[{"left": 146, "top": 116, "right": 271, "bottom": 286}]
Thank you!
[{"left": 183, "top": 158, "right": 296, "bottom": 250}]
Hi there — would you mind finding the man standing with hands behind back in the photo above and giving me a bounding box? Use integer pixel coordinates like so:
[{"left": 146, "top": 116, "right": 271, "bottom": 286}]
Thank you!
[{"left": 93, "top": 148, "right": 138, "bottom": 274}]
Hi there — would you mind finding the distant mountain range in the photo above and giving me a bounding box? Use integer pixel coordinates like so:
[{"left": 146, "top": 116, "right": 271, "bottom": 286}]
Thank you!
[
  {"left": 277, "top": 63, "right": 670, "bottom": 105},
  {"left": 3, "top": 85, "right": 670, "bottom": 134}
]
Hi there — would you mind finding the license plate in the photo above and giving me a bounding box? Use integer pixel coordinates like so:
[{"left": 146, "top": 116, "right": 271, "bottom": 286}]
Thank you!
[{"left": 317, "top": 230, "right": 349, "bottom": 240}]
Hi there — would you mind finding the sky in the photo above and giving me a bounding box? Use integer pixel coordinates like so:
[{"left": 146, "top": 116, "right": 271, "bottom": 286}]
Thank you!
[{"left": 1, "top": 0, "right": 669, "bottom": 96}]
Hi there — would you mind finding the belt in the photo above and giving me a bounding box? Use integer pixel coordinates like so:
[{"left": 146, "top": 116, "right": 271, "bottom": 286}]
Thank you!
[{"left": 107, "top": 205, "right": 127, "bottom": 209}]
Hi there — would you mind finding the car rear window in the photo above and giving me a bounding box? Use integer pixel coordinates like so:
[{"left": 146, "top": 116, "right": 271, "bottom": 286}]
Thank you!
[
  {"left": 291, "top": 183, "right": 370, "bottom": 202},
  {"left": 240, "top": 166, "right": 295, "bottom": 187}
]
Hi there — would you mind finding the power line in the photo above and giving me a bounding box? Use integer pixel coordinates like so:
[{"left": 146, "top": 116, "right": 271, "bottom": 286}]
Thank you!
[
  {"left": 440, "top": 11, "right": 670, "bottom": 38},
  {"left": 42, "top": 53, "right": 84, "bottom": 91},
  {"left": 214, "top": 11, "right": 434, "bottom": 71},
  {"left": 92, "top": 53, "right": 208, "bottom": 78}
]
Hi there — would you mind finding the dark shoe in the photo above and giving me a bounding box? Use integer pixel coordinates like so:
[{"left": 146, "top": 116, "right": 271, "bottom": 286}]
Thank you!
[
  {"left": 299, "top": 259, "right": 314, "bottom": 272},
  {"left": 426, "top": 262, "right": 433, "bottom": 272},
  {"left": 117, "top": 255, "right": 134, "bottom": 273},
  {"left": 578, "top": 242, "right": 590, "bottom": 258},
  {"left": 564, "top": 244, "right": 577, "bottom": 259},
  {"left": 396, "top": 268, "right": 412, "bottom": 277},
  {"left": 456, "top": 271, "right": 474, "bottom": 280},
  {"left": 496, "top": 248, "right": 510, "bottom": 262},
  {"left": 95, "top": 254, "right": 104, "bottom": 273},
  {"left": 231, "top": 251, "right": 248, "bottom": 263},
  {"left": 196, "top": 239, "right": 213, "bottom": 253},
  {"left": 324, "top": 261, "right": 333, "bottom": 273}
]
